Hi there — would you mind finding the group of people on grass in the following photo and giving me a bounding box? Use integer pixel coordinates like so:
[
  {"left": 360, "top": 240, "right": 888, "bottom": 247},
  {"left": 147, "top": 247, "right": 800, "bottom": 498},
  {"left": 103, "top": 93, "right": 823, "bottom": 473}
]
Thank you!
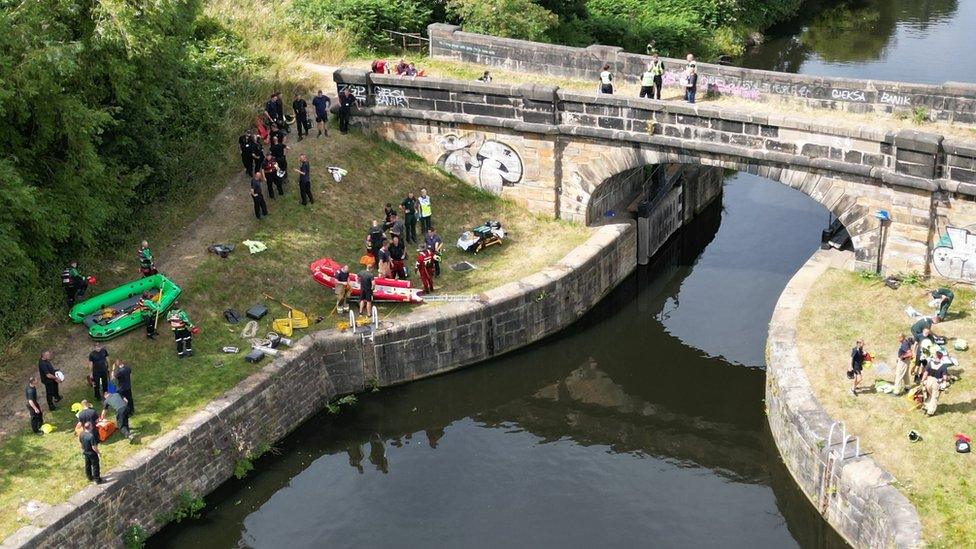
[
  {"left": 598, "top": 53, "right": 700, "bottom": 103},
  {"left": 334, "top": 189, "right": 444, "bottom": 317},
  {"left": 27, "top": 346, "right": 137, "bottom": 484},
  {"left": 848, "top": 287, "right": 956, "bottom": 416}
]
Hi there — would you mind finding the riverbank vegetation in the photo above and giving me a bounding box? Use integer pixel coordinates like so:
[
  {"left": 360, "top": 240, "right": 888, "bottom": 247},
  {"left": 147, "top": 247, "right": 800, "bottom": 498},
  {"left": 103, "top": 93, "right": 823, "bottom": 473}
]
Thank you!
[{"left": 797, "top": 269, "right": 976, "bottom": 547}]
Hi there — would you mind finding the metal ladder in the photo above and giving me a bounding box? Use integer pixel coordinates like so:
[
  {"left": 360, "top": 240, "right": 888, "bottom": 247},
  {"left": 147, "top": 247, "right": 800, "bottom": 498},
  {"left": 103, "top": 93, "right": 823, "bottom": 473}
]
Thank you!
[{"left": 818, "top": 421, "right": 860, "bottom": 514}]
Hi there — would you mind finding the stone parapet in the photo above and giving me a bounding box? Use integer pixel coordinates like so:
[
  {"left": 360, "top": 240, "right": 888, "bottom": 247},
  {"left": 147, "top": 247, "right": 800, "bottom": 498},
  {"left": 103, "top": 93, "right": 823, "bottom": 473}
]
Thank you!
[{"left": 428, "top": 24, "right": 976, "bottom": 125}]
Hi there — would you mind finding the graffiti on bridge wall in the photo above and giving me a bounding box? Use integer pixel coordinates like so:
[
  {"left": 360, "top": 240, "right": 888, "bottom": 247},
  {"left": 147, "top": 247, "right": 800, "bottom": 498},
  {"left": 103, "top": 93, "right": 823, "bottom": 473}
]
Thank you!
[
  {"left": 337, "top": 83, "right": 367, "bottom": 106},
  {"left": 435, "top": 133, "right": 523, "bottom": 195},
  {"left": 932, "top": 225, "right": 976, "bottom": 281}
]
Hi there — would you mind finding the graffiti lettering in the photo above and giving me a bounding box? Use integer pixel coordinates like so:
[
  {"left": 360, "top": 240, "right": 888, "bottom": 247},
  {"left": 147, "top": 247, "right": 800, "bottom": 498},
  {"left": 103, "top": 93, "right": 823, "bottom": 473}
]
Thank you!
[
  {"left": 441, "top": 42, "right": 497, "bottom": 57},
  {"left": 374, "top": 87, "right": 408, "bottom": 107},
  {"left": 337, "top": 83, "right": 367, "bottom": 106},
  {"left": 830, "top": 88, "right": 867, "bottom": 102},
  {"left": 436, "top": 133, "right": 523, "bottom": 194},
  {"left": 879, "top": 91, "right": 912, "bottom": 107},
  {"left": 933, "top": 226, "right": 976, "bottom": 281}
]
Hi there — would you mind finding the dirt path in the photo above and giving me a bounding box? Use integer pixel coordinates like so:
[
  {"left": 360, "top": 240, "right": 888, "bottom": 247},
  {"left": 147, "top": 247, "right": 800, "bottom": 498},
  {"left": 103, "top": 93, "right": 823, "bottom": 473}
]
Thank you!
[{"left": 0, "top": 70, "right": 339, "bottom": 441}]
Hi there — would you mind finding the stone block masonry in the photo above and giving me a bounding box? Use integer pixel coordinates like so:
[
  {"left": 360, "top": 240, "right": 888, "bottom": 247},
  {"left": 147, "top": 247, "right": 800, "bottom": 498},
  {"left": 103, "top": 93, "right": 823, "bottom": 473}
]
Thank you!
[
  {"left": 3, "top": 221, "right": 637, "bottom": 548},
  {"left": 428, "top": 24, "right": 976, "bottom": 125},
  {"left": 767, "top": 250, "right": 922, "bottom": 548},
  {"left": 333, "top": 67, "right": 976, "bottom": 279}
]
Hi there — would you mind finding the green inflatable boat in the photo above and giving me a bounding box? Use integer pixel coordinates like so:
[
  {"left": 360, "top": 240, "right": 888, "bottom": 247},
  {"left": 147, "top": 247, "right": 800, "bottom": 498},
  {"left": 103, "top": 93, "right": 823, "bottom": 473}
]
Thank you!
[{"left": 69, "top": 274, "right": 182, "bottom": 340}]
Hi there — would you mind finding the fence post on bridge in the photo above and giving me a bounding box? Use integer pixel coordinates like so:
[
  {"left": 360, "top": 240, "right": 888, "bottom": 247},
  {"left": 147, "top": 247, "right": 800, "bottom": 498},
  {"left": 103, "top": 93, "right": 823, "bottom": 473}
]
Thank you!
[{"left": 637, "top": 199, "right": 651, "bottom": 265}]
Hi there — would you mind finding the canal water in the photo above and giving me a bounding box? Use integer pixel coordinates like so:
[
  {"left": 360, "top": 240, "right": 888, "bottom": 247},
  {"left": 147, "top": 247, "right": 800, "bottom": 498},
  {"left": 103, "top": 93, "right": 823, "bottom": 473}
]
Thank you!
[{"left": 152, "top": 1, "right": 971, "bottom": 547}]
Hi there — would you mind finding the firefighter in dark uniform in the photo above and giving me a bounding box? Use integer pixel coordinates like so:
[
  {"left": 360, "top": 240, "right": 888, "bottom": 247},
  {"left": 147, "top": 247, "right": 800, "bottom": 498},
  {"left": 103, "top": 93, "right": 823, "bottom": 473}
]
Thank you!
[
  {"left": 61, "top": 260, "right": 89, "bottom": 307},
  {"left": 138, "top": 240, "right": 157, "bottom": 277},
  {"left": 338, "top": 88, "right": 357, "bottom": 134},
  {"left": 26, "top": 377, "right": 43, "bottom": 434},
  {"left": 168, "top": 307, "right": 195, "bottom": 358},
  {"left": 239, "top": 129, "right": 255, "bottom": 175},
  {"left": 293, "top": 94, "right": 310, "bottom": 141},
  {"left": 79, "top": 422, "right": 103, "bottom": 484}
]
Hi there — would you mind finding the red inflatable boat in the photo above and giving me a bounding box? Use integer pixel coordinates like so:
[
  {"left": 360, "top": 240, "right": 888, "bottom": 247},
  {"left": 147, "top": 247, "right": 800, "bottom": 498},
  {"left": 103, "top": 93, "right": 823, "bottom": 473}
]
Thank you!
[{"left": 310, "top": 258, "right": 424, "bottom": 303}]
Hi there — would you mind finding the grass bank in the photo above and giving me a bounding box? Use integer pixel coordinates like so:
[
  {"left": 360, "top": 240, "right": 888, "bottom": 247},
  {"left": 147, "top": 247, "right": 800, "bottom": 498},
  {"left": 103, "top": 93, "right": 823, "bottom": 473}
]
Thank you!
[
  {"left": 796, "top": 269, "right": 976, "bottom": 547},
  {"left": 0, "top": 125, "right": 586, "bottom": 539}
]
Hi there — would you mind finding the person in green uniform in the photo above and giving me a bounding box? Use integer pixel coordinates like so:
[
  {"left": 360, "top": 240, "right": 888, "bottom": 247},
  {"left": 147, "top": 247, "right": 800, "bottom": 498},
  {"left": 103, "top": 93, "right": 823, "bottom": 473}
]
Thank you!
[
  {"left": 139, "top": 291, "right": 161, "bottom": 339},
  {"left": 138, "top": 240, "right": 157, "bottom": 277},
  {"left": 927, "top": 287, "right": 954, "bottom": 321},
  {"left": 167, "top": 307, "right": 194, "bottom": 358}
]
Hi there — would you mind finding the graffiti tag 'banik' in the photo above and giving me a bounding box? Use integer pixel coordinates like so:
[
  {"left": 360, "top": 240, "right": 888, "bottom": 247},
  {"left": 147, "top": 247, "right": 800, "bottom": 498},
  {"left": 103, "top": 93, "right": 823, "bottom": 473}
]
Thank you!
[
  {"left": 933, "top": 226, "right": 976, "bottom": 281},
  {"left": 375, "top": 87, "right": 408, "bottom": 107},
  {"left": 436, "top": 133, "right": 523, "bottom": 195}
]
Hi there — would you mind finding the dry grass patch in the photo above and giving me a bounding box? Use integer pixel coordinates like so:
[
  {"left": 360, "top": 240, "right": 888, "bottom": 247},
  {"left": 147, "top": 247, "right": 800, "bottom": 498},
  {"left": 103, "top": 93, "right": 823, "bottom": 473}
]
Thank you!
[{"left": 796, "top": 269, "right": 976, "bottom": 548}]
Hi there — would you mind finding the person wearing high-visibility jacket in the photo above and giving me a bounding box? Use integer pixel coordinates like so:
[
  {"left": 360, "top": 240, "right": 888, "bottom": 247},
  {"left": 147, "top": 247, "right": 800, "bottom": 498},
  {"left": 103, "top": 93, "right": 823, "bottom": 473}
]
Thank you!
[
  {"left": 649, "top": 53, "right": 665, "bottom": 99},
  {"left": 139, "top": 291, "right": 161, "bottom": 339},
  {"left": 167, "top": 307, "right": 195, "bottom": 358},
  {"left": 418, "top": 188, "right": 433, "bottom": 233},
  {"left": 138, "top": 240, "right": 157, "bottom": 277}
]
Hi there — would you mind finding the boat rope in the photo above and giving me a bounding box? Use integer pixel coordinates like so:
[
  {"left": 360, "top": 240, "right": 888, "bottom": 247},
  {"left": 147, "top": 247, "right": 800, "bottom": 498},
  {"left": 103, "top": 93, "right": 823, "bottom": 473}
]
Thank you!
[{"left": 421, "top": 294, "right": 485, "bottom": 302}]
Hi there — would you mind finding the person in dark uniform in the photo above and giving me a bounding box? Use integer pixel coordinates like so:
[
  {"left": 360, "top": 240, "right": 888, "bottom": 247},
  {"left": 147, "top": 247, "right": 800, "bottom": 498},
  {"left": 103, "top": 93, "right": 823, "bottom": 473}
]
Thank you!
[
  {"left": 425, "top": 227, "right": 443, "bottom": 277},
  {"left": 366, "top": 220, "right": 385, "bottom": 259},
  {"left": 400, "top": 192, "right": 418, "bottom": 244},
  {"left": 61, "top": 260, "right": 89, "bottom": 308},
  {"left": 293, "top": 94, "right": 310, "bottom": 141},
  {"left": 250, "top": 172, "right": 269, "bottom": 219},
  {"left": 262, "top": 153, "right": 283, "bottom": 199},
  {"left": 270, "top": 135, "right": 289, "bottom": 177},
  {"left": 357, "top": 264, "right": 375, "bottom": 318},
  {"left": 312, "top": 90, "right": 331, "bottom": 137},
  {"left": 849, "top": 340, "right": 866, "bottom": 396},
  {"left": 112, "top": 360, "right": 134, "bottom": 415},
  {"left": 389, "top": 235, "right": 407, "bottom": 279},
  {"left": 76, "top": 400, "right": 100, "bottom": 437},
  {"left": 264, "top": 92, "right": 288, "bottom": 133},
  {"left": 37, "top": 350, "right": 61, "bottom": 411},
  {"left": 80, "top": 422, "right": 103, "bottom": 484},
  {"left": 102, "top": 391, "right": 133, "bottom": 439},
  {"left": 239, "top": 129, "right": 255, "bottom": 175},
  {"left": 25, "top": 377, "right": 43, "bottom": 434},
  {"left": 88, "top": 343, "right": 109, "bottom": 401},
  {"left": 338, "top": 88, "right": 356, "bottom": 134},
  {"left": 295, "top": 153, "right": 313, "bottom": 205},
  {"left": 250, "top": 133, "right": 265, "bottom": 175},
  {"left": 928, "top": 287, "right": 955, "bottom": 321}
]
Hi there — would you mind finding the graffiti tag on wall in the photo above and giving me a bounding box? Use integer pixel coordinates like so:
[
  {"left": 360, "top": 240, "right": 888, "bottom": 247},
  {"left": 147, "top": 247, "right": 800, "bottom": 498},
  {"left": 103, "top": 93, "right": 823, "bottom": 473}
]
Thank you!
[
  {"left": 337, "top": 83, "right": 367, "bottom": 106},
  {"left": 933, "top": 226, "right": 976, "bottom": 281},
  {"left": 375, "top": 86, "right": 408, "bottom": 107},
  {"left": 436, "top": 133, "right": 523, "bottom": 195}
]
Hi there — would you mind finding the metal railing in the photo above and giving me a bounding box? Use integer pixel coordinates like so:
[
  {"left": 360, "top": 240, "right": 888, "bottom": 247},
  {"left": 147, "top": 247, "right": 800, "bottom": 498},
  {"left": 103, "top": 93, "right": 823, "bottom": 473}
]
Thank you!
[{"left": 384, "top": 30, "right": 429, "bottom": 53}]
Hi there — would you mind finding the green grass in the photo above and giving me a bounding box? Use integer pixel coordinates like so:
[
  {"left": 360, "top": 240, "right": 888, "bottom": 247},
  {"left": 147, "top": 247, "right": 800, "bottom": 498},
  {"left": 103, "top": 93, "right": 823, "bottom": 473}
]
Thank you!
[
  {"left": 796, "top": 269, "right": 976, "bottom": 547},
  {"left": 0, "top": 122, "right": 587, "bottom": 539}
]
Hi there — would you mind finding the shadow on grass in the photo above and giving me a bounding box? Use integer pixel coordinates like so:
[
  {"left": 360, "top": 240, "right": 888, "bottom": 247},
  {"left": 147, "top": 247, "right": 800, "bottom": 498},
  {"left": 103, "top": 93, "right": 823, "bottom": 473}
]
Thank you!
[{"left": 939, "top": 398, "right": 976, "bottom": 415}]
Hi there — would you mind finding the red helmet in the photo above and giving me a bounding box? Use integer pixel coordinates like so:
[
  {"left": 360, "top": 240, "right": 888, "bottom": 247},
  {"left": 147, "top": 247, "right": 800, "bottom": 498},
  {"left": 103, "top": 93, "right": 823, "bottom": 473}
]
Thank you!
[
  {"left": 86, "top": 275, "right": 97, "bottom": 286},
  {"left": 190, "top": 326, "right": 201, "bottom": 335}
]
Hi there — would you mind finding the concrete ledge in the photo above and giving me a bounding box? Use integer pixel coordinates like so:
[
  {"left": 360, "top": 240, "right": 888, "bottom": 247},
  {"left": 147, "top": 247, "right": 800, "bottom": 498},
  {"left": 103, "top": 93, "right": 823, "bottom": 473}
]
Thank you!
[{"left": 766, "top": 250, "right": 923, "bottom": 548}]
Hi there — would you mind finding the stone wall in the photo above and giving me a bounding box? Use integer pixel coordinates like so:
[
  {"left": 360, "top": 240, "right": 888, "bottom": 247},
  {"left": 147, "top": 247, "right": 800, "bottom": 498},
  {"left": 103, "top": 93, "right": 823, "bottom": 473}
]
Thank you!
[
  {"left": 766, "top": 250, "right": 922, "bottom": 548},
  {"left": 3, "top": 220, "right": 638, "bottom": 548},
  {"left": 332, "top": 68, "right": 976, "bottom": 278},
  {"left": 427, "top": 24, "right": 976, "bottom": 125}
]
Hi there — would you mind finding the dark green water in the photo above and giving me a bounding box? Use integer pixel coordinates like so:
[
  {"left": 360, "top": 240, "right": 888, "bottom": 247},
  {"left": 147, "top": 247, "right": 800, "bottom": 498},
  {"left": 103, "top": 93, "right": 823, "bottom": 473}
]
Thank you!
[{"left": 152, "top": 2, "right": 973, "bottom": 547}]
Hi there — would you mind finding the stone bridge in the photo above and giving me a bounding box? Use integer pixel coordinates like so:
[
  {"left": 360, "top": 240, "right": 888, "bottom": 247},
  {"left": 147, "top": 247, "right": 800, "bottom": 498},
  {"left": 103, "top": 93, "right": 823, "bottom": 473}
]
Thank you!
[{"left": 333, "top": 66, "right": 976, "bottom": 278}]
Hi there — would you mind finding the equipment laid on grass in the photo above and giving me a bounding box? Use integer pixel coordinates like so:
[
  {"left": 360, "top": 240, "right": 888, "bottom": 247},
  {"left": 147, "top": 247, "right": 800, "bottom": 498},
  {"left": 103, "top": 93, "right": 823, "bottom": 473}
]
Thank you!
[
  {"left": 222, "top": 346, "right": 240, "bottom": 354},
  {"left": 245, "top": 349, "right": 264, "bottom": 363},
  {"left": 224, "top": 309, "right": 242, "bottom": 324},
  {"left": 208, "top": 243, "right": 235, "bottom": 258},
  {"left": 246, "top": 304, "right": 268, "bottom": 320},
  {"left": 263, "top": 294, "right": 311, "bottom": 337},
  {"left": 243, "top": 240, "right": 267, "bottom": 254},
  {"left": 327, "top": 167, "right": 348, "bottom": 182},
  {"left": 457, "top": 221, "right": 505, "bottom": 253},
  {"left": 68, "top": 274, "right": 182, "bottom": 340},
  {"left": 310, "top": 257, "right": 423, "bottom": 303}
]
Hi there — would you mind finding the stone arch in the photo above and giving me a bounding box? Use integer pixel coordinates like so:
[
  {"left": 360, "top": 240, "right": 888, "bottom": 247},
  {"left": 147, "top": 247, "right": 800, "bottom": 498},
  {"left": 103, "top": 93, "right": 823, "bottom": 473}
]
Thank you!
[{"left": 563, "top": 140, "right": 887, "bottom": 266}]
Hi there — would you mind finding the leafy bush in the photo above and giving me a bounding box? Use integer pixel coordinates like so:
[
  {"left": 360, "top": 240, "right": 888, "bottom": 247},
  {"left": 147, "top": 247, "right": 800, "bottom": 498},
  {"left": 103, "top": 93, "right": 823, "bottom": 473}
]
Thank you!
[
  {"left": 289, "top": 0, "right": 432, "bottom": 51},
  {"left": 446, "top": 0, "right": 558, "bottom": 41},
  {"left": 123, "top": 524, "right": 147, "bottom": 549},
  {"left": 157, "top": 490, "right": 206, "bottom": 524}
]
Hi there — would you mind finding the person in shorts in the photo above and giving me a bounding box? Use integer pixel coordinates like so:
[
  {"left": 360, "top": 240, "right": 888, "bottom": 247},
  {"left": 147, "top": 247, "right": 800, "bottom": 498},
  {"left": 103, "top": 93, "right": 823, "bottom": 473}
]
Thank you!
[
  {"left": 334, "top": 264, "right": 350, "bottom": 313},
  {"left": 357, "top": 264, "right": 375, "bottom": 318}
]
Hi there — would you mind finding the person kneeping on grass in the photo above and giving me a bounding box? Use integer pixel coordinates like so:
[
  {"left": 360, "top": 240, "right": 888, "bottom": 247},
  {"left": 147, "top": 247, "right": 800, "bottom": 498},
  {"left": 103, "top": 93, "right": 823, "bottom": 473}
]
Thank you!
[{"left": 848, "top": 340, "right": 866, "bottom": 396}]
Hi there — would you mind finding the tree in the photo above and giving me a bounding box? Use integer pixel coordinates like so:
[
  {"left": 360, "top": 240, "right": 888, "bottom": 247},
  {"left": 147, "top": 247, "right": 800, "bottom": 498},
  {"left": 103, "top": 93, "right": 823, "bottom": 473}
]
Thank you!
[{"left": 447, "top": 0, "right": 558, "bottom": 41}]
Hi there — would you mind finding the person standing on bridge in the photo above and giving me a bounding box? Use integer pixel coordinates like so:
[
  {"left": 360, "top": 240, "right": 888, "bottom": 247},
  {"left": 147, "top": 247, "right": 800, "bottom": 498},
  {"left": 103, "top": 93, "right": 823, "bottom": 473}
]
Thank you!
[
  {"left": 683, "top": 64, "right": 698, "bottom": 104},
  {"left": 599, "top": 64, "right": 613, "bottom": 94},
  {"left": 650, "top": 53, "right": 665, "bottom": 99}
]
